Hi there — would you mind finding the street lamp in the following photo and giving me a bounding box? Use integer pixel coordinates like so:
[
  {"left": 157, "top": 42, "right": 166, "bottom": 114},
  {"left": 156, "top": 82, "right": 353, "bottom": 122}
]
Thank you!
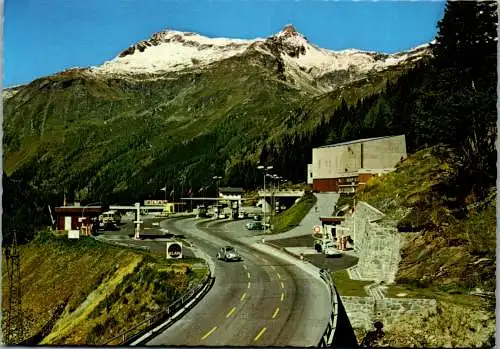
[
  {"left": 213, "top": 176, "right": 222, "bottom": 198},
  {"left": 257, "top": 165, "right": 273, "bottom": 234},
  {"left": 271, "top": 174, "right": 281, "bottom": 216}
]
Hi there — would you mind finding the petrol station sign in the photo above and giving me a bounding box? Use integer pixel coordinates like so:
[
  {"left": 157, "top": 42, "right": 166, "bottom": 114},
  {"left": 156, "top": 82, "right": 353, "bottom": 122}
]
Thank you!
[{"left": 166, "top": 241, "right": 183, "bottom": 259}]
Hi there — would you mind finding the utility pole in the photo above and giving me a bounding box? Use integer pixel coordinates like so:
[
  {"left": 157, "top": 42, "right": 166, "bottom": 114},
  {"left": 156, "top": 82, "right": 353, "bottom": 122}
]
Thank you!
[
  {"left": 5, "top": 230, "right": 23, "bottom": 344},
  {"left": 257, "top": 165, "right": 273, "bottom": 234}
]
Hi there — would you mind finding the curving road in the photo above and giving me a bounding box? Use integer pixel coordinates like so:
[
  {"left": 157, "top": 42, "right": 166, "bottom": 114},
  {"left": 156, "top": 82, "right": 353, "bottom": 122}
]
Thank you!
[{"left": 146, "top": 217, "right": 332, "bottom": 347}]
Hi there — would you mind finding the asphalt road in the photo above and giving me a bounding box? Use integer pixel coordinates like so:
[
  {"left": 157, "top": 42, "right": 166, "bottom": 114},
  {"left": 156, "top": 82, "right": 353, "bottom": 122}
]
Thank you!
[{"left": 146, "top": 217, "right": 332, "bottom": 347}]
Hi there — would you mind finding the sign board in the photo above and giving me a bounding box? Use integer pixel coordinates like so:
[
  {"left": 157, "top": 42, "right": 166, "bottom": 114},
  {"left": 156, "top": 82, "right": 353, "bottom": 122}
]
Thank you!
[
  {"left": 68, "top": 230, "right": 80, "bottom": 239},
  {"left": 144, "top": 200, "right": 169, "bottom": 206},
  {"left": 166, "top": 241, "right": 183, "bottom": 259},
  {"left": 312, "top": 225, "right": 323, "bottom": 238}
]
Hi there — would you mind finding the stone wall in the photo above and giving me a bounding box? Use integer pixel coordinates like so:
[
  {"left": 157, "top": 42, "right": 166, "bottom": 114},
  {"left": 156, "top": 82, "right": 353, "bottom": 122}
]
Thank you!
[
  {"left": 339, "top": 296, "right": 375, "bottom": 329},
  {"left": 356, "top": 223, "right": 403, "bottom": 283},
  {"left": 375, "top": 298, "right": 437, "bottom": 328},
  {"left": 339, "top": 201, "right": 402, "bottom": 283},
  {"left": 341, "top": 296, "right": 437, "bottom": 330}
]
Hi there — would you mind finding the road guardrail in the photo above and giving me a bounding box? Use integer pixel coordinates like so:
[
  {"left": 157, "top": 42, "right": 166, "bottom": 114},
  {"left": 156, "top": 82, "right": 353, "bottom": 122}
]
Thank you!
[
  {"left": 102, "top": 253, "right": 215, "bottom": 345},
  {"left": 318, "top": 268, "right": 339, "bottom": 347}
]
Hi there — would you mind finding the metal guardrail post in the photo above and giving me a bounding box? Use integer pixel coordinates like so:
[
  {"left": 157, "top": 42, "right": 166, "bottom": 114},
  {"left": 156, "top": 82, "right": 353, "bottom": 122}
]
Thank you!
[{"left": 317, "top": 268, "right": 339, "bottom": 347}]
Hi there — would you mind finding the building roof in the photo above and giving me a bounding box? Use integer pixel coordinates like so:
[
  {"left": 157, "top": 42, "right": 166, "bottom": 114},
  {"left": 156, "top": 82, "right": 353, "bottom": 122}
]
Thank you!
[
  {"left": 219, "top": 187, "right": 244, "bottom": 193},
  {"left": 320, "top": 216, "right": 346, "bottom": 224},
  {"left": 55, "top": 206, "right": 106, "bottom": 215},
  {"left": 317, "top": 135, "right": 404, "bottom": 149}
]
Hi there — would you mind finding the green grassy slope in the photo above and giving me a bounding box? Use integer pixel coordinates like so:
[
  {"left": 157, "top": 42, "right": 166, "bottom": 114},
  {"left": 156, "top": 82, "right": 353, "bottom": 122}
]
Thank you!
[
  {"left": 269, "top": 192, "right": 316, "bottom": 234},
  {"left": 357, "top": 146, "right": 496, "bottom": 292},
  {"left": 352, "top": 147, "right": 496, "bottom": 347},
  {"left": 1, "top": 232, "right": 205, "bottom": 345}
]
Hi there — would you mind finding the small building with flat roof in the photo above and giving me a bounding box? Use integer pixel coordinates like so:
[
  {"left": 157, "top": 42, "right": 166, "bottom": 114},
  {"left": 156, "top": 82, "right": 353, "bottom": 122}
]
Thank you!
[
  {"left": 308, "top": 135, "right": 406, "bottom": 193},
  {"left": 54, "top": 205, "right": 107, "bottom": 231}
]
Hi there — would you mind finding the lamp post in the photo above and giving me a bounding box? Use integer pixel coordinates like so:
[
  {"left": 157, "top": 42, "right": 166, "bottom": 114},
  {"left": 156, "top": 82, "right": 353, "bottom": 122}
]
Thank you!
[
  {"left": 213, "top": 176, "right": 222, "bottom": 198},
  {"left": 272, "top": 174, "right": 281, "bottom": 215},
  {"left": 257, "top": 165, "right": 273, "bottom": 234},
  {"left": 179, "top": 174, "right": 186, "bottom": 212},
  {"left": 268, "top": 173, "right": 276, "bottom": 219}
]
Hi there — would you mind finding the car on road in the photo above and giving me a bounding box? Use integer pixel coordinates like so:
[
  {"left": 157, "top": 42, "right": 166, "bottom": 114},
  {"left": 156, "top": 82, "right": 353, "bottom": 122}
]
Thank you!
[
  {"left": 217, "top": 246, "right": 242, "bottom": 261},
  {"left": 246, "top": 221, "right": 263, "bottom": 230}
]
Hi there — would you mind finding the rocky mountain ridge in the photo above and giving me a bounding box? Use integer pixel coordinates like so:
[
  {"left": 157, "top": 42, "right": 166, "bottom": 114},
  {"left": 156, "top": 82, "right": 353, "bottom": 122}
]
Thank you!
[{"left": 87, "top": 24, "right": 430, "bottom": 92}]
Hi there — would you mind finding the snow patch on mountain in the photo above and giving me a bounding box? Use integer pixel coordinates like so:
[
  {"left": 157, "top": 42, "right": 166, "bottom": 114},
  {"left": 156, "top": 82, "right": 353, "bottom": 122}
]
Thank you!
[
  {"left": 92, "top": 30, "right": 263, "bottom": 75},
  {"left": 91, "top": 25, "right": 429, "bottom": 84}
]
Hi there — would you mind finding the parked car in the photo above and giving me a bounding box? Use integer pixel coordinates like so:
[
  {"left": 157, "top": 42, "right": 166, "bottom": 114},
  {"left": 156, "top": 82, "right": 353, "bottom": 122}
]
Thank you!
[
  {"left": 253, "top": 214, "right": 262, "bottom": 221},
  {"left": 314, "top": 239, "right": 343, "bottom": 257},
  {"left": 217, "top": 246, "right": 242, "bottom": 261},
  {"left": 324, "top": 246, "right": 343, "bottom": 257},
  {"left": 218, "top": 213, "right": 226, "bottom": 219},
  {"left": 246, "top": 221, "right": 263, "bottom": 230},
  {"left": 238, "top": 211, "right": 246, "bottom": 219}
]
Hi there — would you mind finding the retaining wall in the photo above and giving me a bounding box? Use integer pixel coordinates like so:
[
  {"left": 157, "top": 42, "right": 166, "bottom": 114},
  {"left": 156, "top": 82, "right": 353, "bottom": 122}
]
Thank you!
[
  {"left": 340, "top": 201, "right": 402, "bottom": 283},
  {"left": 341, "top": 296, "right": 437, "bottom": 330}
]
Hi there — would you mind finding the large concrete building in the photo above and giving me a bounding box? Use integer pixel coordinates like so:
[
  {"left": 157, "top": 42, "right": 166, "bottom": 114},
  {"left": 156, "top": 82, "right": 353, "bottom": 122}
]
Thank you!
[{"left": 308, "top": 135, "right": 407, "bottom": 193}]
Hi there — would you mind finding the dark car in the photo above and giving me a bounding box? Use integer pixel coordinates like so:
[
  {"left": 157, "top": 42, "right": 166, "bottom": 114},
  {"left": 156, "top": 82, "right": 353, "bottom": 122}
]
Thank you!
[
  {"left": 246, "top": 221, "right": 263, "bottom": 230},
  {"left": 217, "top": 246, "right": 242, "bottom": 262}
]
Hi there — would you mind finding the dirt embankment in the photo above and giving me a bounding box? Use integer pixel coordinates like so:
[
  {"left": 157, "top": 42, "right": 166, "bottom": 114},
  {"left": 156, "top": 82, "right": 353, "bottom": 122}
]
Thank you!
[{"left": 2, "top": 231, "right": 206, "bottom": 345}]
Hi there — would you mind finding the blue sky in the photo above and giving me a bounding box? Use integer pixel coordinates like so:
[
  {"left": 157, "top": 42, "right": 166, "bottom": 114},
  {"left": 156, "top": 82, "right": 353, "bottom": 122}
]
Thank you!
[{"left": 5, "top": 0, "right": 445, "bottom": 87}]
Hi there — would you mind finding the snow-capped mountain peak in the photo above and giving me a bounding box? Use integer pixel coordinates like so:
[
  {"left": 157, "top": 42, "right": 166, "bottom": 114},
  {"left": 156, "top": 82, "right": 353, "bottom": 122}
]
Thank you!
[
  {"left": 93, "top": 28, "right": 262, "bottom": 75},
  {"left": 275, "top": 24, "right": 309, "bottom": 45},
  {"left": 91, "top": 25, "right": 430, "bottom": 92}
]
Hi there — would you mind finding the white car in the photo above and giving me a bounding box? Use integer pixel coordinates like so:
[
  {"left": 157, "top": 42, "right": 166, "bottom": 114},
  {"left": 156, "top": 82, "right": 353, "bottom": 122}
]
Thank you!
[
  {"left": 217, "top": 246, "right": 242, "bottom": 262},
  {"left": 324, "top": 246, "right": 343, "bottom": 257}
]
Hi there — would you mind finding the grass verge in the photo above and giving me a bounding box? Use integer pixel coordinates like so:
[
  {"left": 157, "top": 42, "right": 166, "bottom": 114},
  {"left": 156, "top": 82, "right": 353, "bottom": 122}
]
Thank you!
[
  {"left": 269, "top": 192, "right": 317, "bottom": 234},
  {"left": 332, "top": 270, "right": 371, "bottom": 297}
]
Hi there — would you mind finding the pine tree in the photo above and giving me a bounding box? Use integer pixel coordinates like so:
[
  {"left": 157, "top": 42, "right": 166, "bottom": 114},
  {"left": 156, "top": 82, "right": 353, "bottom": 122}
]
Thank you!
[
  {"left": 429, "top": 0, "right": 498, "bottom": 198},
  {"left": 431, "top": 1, "right": 497, "bottom": 84}
]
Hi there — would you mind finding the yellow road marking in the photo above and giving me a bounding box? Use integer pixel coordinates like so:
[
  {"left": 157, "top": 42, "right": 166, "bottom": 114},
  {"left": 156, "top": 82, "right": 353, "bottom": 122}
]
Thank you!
[
  {"left": 272, "top": 307, "right": 280, "bottom": 319},
  {"left": 271, "top": 265, "right": 276, "bottom": 271},
  {"left": 247, "top": 272, "right": 251, "bottom": 279},
  {"left": 243, "top": 264, "right": 248, "bottom": 270},
  {"left": 201, "top": 326, "right": 217, "bottom": 340},
  {"left": 281, "top": 292, "right": 285, "bottom": 301},
  {"left": 241, "top": 292, "right": 247, "bottom": 301},
  {"left": 254, "top": 327, "right": 267, "bottom": 341},
  {"left": 280, "top": 282, "right": 285, "bottom": 289},
  {"left": 248, "top": 282, "right": 251, "bottom": 289},
  {"left": 277, "top": 273, "right": 281, "bottom": 279},
  {"left": 226, "top": 307, "right": 236, "bottom": 318}
]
